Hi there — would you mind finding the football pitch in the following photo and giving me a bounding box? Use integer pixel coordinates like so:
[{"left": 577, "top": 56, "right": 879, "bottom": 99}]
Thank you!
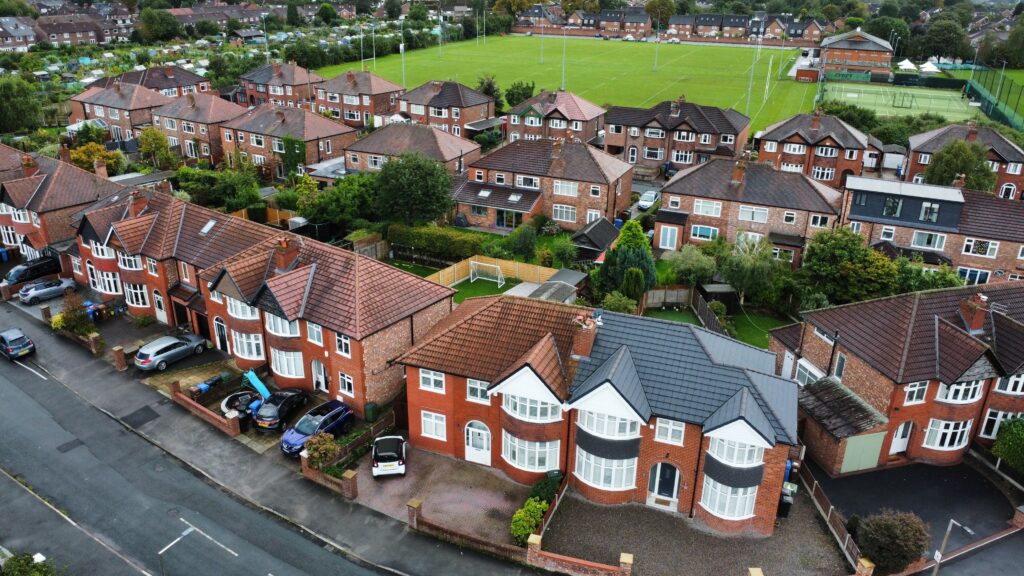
[
  {"left": 824, "top": 81, "right": 980, "bottom": 122},
  {"left": 318, "top": 36, "right": 815, "bottom": 132}
]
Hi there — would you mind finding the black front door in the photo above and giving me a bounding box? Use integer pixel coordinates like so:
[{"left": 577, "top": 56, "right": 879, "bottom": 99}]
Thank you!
[{"left": 656, "top": 464, "right": 677, "bottom": 498}]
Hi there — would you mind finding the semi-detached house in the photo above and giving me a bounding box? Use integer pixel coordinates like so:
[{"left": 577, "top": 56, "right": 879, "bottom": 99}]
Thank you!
[
  {"left": 399, "top": 296, "right": 798, "bottom": 536},
  {"left": 239, "top": 62, "right": 324, "bottom": 109},
  {"left": 904, "top": 123, "right": 1024, "bottom": 199},
  {"left": 152, "top": 93, "right": 247, "bottom": 167},
  {"left": 314, "top": 70, "right": 404, "bottom": 129},
  {"left": 343, "top": 122, "right": 481, "bottom": 176},
  {"left": 397, "top": 81, "right": 494, "bottom": 138},
  {"left": 505, "top": 90, "right": 605, "bottom": 144},
  {"left": 69, "top": 82, "right": 174, "bottom": 143},
  {"left": 87, "top": 65, "right": 211, "bottom": 98}
]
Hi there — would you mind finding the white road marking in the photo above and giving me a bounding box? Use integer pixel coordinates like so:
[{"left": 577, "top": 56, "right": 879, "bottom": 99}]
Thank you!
[
  {"left": 179, "top": 517, "right": 239, "bottom": 557},
  {"left": 14, "top": 360, "right": 47, "bottom": 380},
  {"left": 158, "top": 527, "right": 194, "bottom": 555}
]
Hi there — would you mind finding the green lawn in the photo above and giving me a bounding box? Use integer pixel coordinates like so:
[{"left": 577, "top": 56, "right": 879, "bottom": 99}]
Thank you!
[
  {"left": 729, "top": 309, "right": 792, "bottom": 349},
  {"left": 643, "top": 307, "right": 699, "bottom": 325},
  {"left": 655, "top": 259, "right": 675, "bottom": 285},
  {"left": 384, "top": 259, "right": 438, "bottom": 277},
  {"left": 453, "top": 277, "right": 520, "bottom": 303},
  {"left": 318, "top": 36, "right": 814, "bottom": 132},
  {"left": 949, "top": 68, "right": 1024, "bottom": 84}
]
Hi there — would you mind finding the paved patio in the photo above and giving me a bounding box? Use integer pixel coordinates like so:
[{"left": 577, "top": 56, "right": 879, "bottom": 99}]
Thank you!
[
  {"left": 543, "top": 490, "right": 846, "bottom": 576},
  {"left": 353, "top": 447, "right": 530, "bottom": 546}
]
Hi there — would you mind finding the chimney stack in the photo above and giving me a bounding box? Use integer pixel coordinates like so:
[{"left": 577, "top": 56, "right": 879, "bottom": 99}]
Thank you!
[
  {"left": 113, "top": 80, "right": 121, "bottom": 93},
  {"left": 21, "top": 154, "right": 38, "bottom": 177},
  {"left": 571, "top": 313, "right": 598, "bottom": 359},
  {"left": 58, "top": 143, "right": 71, "bottom": 164},
  {"left": 346, "top": 70, "right": 355, "bottom": 83},
  {"left": 273, "top": 236, "right": 300, "bottom": 271},
  {"left": 127, "top": 189, "right": 146, "bottom": 217},
  {"left": 548, "top": 91, "right": 557, "bottom": 102},
  {"left": 960, "top": 293, "right": 989, "bottom": 333},
  {"left": 273, "top": 62, "right": 282, "bottom": 76},
  {"left": 275, "top": 109, "right": 286, "bottom": 123},
  {"left": 810, "top": 107, "right": 822, "bottom": 130},
  {"left": 93, "top": 157, "right": 108, "bottom": 180},
  {"left": 431, "top": 81, "right": 442, "bottom": 94},
  {"left": 966, "top": 121, "right": 977, "bottom": 142},
  {"left": 187, "top": 93, "right": 196, "bottom": 108},
  {"left": 731, "top": 156, "right": 748, "bottom": 185},
  {"left": 165, "top": 66, "right": 174, "bottom": 79},
  {"left": 551, "top": 139, "right": 563, "bottom": 159},
  {"left": 953, "top": 173, "right": 966, "bottom": 187}
]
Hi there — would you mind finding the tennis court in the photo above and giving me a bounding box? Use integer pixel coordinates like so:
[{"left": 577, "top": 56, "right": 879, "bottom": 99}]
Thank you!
[{"left": 824, "top": 82, "right": 980, "bottom": 121}]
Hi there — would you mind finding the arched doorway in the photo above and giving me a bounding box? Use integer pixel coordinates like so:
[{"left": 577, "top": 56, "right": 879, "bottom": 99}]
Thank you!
[
  {"left": 647, "top": 463, "right": 679, "bottom": 509},
  {"left": 213, "top": 317, "right": 229, "bottom": 353},
  {"left": 464, "top": 421, "right": 491, "bottom": 466}
]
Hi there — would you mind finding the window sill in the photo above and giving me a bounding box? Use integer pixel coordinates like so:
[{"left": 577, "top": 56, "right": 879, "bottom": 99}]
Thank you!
[
  {"left": 572, "top": 471, "right": 635, "bottom": 492},
  {"left": 419, "top": 386, "right": 446, "bottom": 395},
  {"left": 421, "top": 433, "right": 447, "bottom": 442},
  {"left": 934, "top": 398, "right": 982, "bottom": 406},
  {"left": 698, "top": 503, "right": 755, "bottom": 521},
  {"left": 654, "top": 438, "right": 684, "bottom": 447},
  {"left": 922, "top": 443, "right": 969, "bottom": 452},
  {"left": 466, "top": 397, "right": 491, "bottom": 406},
  {"left": 706, "top": 452, "right": 763, "bottom": 469}
]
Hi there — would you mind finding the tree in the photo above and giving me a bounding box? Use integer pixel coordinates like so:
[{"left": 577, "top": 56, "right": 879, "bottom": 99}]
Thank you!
[
  {"left": 354, "top": 0, "right": 372, "bottom": 15},
  {"left": 993, "top": 417, "right": 1024, "bottom": 474},
  {"left": 922, "top": 19, "right": 967, "bottom": 58},
  {"left": 493, "top": 0, "right": 531, "bottom": 18},
  {"left": 287, "top": 1, "right": 302, "bottom": 26},
  {"left": 596, "top": 220, "right": 657, "bottom": 293},
  {"left": 69, "top": 143, "right": 125, "bottom": 176},
  {"left": 822, "top": 4, "right": 841, "bottom": 21},
  {"left": 0, "top": 553, "right": 62, "bottom": 576},
  {"left": 298, "top": 172, "right": 377, "bottom": 226},
  {"left": 923, "top": 140, "right": 998, "bottom": 192},
  {"left": 550, "top": 236, "right": 577, "bottom": 267},
  {"left": 1015, "top": 2, "right": 1024, "bottom": 17},
  {"left": 843, "top": 16, "right": 864, "bottom": 29},
  {"left": 666, "top": 245, "right": 716, "bottom": 287},
  {"left": 224, "top": 18, "right": 242, "bottom": 32},
  {"left": 894, "top": 258, "right": 962, "bottom": 293},
  {"left": 864, "top": 17, "right": 910, "bottom": 53},
  {"left": 645, "top": 0, "right": 675, "bottom": 27},
  {"left": 601, "top": 291, "right": 637, "bottom": 314},
  {"left": 384, "top": 0, "right": 402, "bottom": 19},
  {"left": 138, "top": 127, "right": 174, "bottom": 169},
  {"left": 121, "top": 0, "right": 138, "bottom": 13},
  {"left": 720, "top": 238, "right": 774, "bottom": 306},
  {"left": 857, "top": 510, "right": 930, "bottom": 575},
  {"left": 504, "top": 80, "right": 535, "bottom": 108},
  {"left": 375, "top": 153, "right": 453, "bottom": 225},
  {"left": 619, "top": 267, "right": 646, "bottom": 301},
  {"left": 476, "top": 73, "right": 504, "bottom": 113},
  {"left": 139, "top": 7, "right": 182, "bottom": 42},
  {"left": 408, "top": 2, "right": 428, "bottom": 22},
  {"left": 502, "top": 225, "right": 537, "bottom": 260},
  {"left": 195, "top": 20, "right": 220, "bottom": 36},
  {"left": 800, "top": 228, "right": 898, "bottom": 304},
  {"left": 877, "top": 0, "right": 899, "bottom": 17},
  {"left": 562, "top": 0, "right": 600, "bottom": 14},
  {"left": 0, "top": 77, "right": 41, "bottom": 133},
  {"left": 317, "top": 2, "right": 336, "bottom": 25},
  {"left": 74, "top": 122, "right": 107, "bottom": 146},
  {"left": 0, "top": 0, "right": 34, "bottom": 17}
]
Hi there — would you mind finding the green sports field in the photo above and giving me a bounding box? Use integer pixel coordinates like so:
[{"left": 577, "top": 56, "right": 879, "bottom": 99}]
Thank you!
[
  {"left": 318, "top": 36, "right": 815, "bottom": 132},
  {"left": 949, "top": 68, "right": 1024, "bottom": 84},
  {"left": 824, "top": 81, "right": 980, "bottom": 122}
]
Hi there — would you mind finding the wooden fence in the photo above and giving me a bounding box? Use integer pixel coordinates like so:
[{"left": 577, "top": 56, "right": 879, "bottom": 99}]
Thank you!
[
  {"left": 692, "top": 291, "right": 729, "bottom": 337},
  {"left": 229, "top": 207, "right": 298, "bottom": 228},
  {"left": 537, "top": 475, "right": 571, "bottom": 536},
  {"left": 425, "top": 255, "right": 561, "bottom": 287},
  {"left": 642, "top": 285, "right": 691, "bottom": 310},
  {"left": 798, "top": 464, "right": 861, "bottom": 569}
]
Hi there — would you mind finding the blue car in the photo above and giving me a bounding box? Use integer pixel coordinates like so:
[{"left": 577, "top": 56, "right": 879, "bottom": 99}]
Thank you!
[{"left": 280, "top": 400, "right": 353, "bottom": 457}]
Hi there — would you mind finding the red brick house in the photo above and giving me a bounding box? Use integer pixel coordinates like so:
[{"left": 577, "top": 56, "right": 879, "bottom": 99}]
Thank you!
[
  {"left": 0, "top": 17, "right": 37, "bottom": 52},
  {"left": 69, "top": 83, "right": 174, "bottom": 143},
  {"left": 314, "top": 70, "right": 404, "bottom": 129},
  {"left": 653, "top": 159, "right": 841, "bottom": 265},
  {"left": 505, "top": 90, "right": 605, "bottom": 144},
  {"left": 344, "top": 122, "right": 481, "bottom": 175},
  {"left": 87, "top": 65, "right": 211, "bottom": 98},
  {"left": 756, "top": 111, "right": 884, "bottom": 189},
  {"left": 399, "top": 297, "right": 798, "bottom": 536},
  {"left": 34, "top": 15, "right": 103, "bottom": 45},
  {"left": 220, "top": 105, "right": 357, "bottom": 180},
  {"left": 152, "top": 93, "right": 247, "bottom": 166},
  {"left": 820, "top": 29, "right": 893, "bottom": 74},
  {"left": 397, "top": 81, "right": 494, "bottom": 138},
  {"left": 604, "top": 96, "right": 749, "bottom": 175},
  {"left": 454, "top": 139, "right": 632, "bottom": 232},
  {"left": 770, "top": 283, "right": 1024, "bottom": 477},
  {"left": 905, "top": 123, "right": 1024, "bottom": 198},
  {"left": 239, "top": 61, "right": 324, "bottom": 109}
]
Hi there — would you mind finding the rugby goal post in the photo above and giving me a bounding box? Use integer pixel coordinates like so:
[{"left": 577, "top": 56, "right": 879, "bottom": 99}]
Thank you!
[{"left": 469, "top": 260, "right": 505, "bottom": 288}]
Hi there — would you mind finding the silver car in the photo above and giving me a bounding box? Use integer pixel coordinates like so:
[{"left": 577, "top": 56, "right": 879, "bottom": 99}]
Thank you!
[
  {"left": 134, "top": 334, "right": 207, "bottom": 371},
  {"left": 18, "top": 278, "right": 76, "bottom": 305}
]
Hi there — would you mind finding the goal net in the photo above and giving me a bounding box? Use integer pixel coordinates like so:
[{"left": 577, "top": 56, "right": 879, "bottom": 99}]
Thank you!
[{"left": 469, "top": 260, "right": 505, "bottom": 288}]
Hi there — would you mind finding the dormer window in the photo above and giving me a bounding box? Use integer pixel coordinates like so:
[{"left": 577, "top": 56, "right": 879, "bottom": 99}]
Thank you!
[
  {"left": 265, "top": 313, "right": 300, "bottom": 337},
  {"left": 577, "top": 410, "right": 640, "bottom": 439},
  {"left": 707, "top": 437, "right": 764, "bottom": 467}
]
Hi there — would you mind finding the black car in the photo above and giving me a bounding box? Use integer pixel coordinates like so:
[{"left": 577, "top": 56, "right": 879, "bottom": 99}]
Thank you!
[
  {"left": 0, "top": 328, "right": 35, "bottom": 361},
  {"left": 253, "top": 388, "right": 309, "bottom": 432},
  {"left": 3, "top": 257, "right": 60, "bottom": 286}
]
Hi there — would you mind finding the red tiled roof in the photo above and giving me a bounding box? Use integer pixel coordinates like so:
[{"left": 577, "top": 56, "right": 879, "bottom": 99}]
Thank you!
[
  {"left": 71, "top": 83, "right": 174, "bottom": 111},
  {"left": 111, "top": 212, "right": 157, "bottom": 254},
  {"left": 508, "top": 90, "right": 605, "bottom": 122},
  {"left": 153, "top": 92, "right": 247, "bottom": 124},
  {"left": 221, "top": 104, "right": 355, "bottom": 141},
  {"left": 320, "top": 70, "right": 403, "bottom": 96},
  {"left": 346, "top": 123, "right": 480, "bottom": 163}
]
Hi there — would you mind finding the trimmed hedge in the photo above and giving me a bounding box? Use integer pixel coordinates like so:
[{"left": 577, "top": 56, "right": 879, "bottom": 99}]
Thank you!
[{"left": 388, "top": 224, "right": 484, "bottom": 262}]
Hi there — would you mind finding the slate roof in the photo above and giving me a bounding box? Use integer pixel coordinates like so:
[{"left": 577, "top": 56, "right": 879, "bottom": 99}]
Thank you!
[
  {"left": 769, "top": 323, "right": 802, "bottom": 352},
  {"left": 821, "top": 29, "right": 893, "bottom": 51},
  {"left": 348, "top": 123, "right": 480, "bottom": 163},
  {"left": 527, "top": 281, "right": 577, "bottom": 303},
  {"left": 704, "top": 388, "right": 773, "bottom": 445},
  {"left": 759, "top": 113, "right": 876, "bottom": 150},
  {"left": 668, "top": 15, "right": 695, "bottom": 25},
  {"left": 801, "top": 283, "right": 1024, "bottom": 384},
  {"left": 221, "top": 104, "right": 356, "bottom": 141},
  {"left": 71, "top": 83, "right": 173, "bottom": 111},
  {"left": 401, "top": 80, "right": 492, "bottom": 109},
  {"left": 798, "top": 377, "right": 887, "bottom": 439},
  {"left": 908, "top": 124, "right": 1024, "bottom": 162},
  {"left": 152, "top": 92, "right": 247, "bottom": 124},
  {"left": 452, "top": 179, "right": 541, "bottom": 212},
  {"left": 507, "top": 90, "right": 605, "bottom": 122},
  {"left": 571, "top": 217, "right": 619, "bottom": 251},
  {"left": 320, "top": 70, "right": 403, "bottom": 96},
  {"left": 661, "top": 159, "right": 841, "bottom": 214},
  {"left": 471, "top": 140, "right": 631, "bottom": 184},
  {"left": 605, "top": 98, "right": 748, "bottom": 135},
  {"left": 573, "top": 345, "right": 652, "bottom": 420},
  {"left": 87, "top": 65, "right": 207, "bottom": 91},
  {"left": 239, "top": 62, "right": 324, "bottom": 86}
]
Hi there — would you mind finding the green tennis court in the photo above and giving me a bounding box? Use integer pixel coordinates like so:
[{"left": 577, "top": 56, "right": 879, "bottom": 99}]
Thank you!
[{"left": 824, "top": 82, "right": 980, "bottom": 121}]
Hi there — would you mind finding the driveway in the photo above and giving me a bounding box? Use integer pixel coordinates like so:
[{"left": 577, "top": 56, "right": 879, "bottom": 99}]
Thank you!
[{"left": 807, "top": 461, "right": 1014, "bottom": 553}]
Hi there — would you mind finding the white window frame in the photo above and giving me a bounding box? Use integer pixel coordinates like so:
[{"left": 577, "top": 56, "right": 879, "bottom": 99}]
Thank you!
[
  {"left": 552, "top": 204, "right": 577, "bottom": 223},
  {"left": 419, "top": 369, "right": 445, "bottom": 393},
  {"left": 738, "top": 205, "right": 769, "bottom": 223},
  {"left": 655, "top": 418, "right": 685, "bottom": 445},
  {"left": 231, "top": 331, "right": 264, "bottom": 360},
  {"left": 918, "top": 153, "right": 931, "bottom": 165},
  {"left": 936, "top": 380, "right": 984, "bottom": 404},
  {"left": 515, "top": 175, "right": 540, "bottom": 189},
  {"left": 690, "top": 225, "right": 719, "bottom": 240},
  {"left": 904, "top": 381, "right": 928, "bottom": 405},
  {"left": 502, "top": 393, "right": 561, "bottom": 423},
  {"left": 763, "top": 141, "right": 777, "bottom": 152},
  {"left": 783, "top": 142, "right": 806, "bottom": 154},
  {"left": 266, "top": 313, "right": 300, "bottom": 337},
  {"left": 226, "top": 297, "right": 259, "bottom": 320},
  {"left": 573, "top": 445, "right": 636, "bottom": 491},
  {"left": 708, "top": 437, "right": 764, "bottom": 467},
  {"left": 336, "top": 333, "right": 351, "bottom": 357},
  {"left": 421, "top": 410, "right": 447, "bottom": 441},
  {"left": 810, "top": 215, "right": 830, "bottom": 228},
  {"left": 911, "top": 231, "right": 946, "bottom": 251},
  {"left": 577, "top": 410, "right": 640, "bottom": 439},
  {"left": 700, "top": 476, "right": 757, "bottom": 520},
  {"left": 270, "top": 347, "right": 305, "bottom": 378},
  {"left": 880, "top": 226, "right": 895, "bottom": 241},
  {"left": 124, "top": 283, "right": 149, "bottom": 307},
  {"left": 117, "top": 252, "right": 142, "bottom": 270},
  {"left": 980, "top": 410, "right": 1022, "bottom": 439},
  {"left": 553, "top": 180, "right": 579, "bottom": 197},
  {"left": 693, "top": 199, "right": 721, "bottom": 217},
  {"left": 923, "top": 418, "right": 972, "bottom": 451},
  {"left": 467, "top": 378, "right": 490, "bottom": 405},
  {"left": 997, "top": 374, "right": 1024, "bottom": 395},
  {"left": 503, "top": 431, "right": 559, "bottom": 472},
  {"left": 962, "top": 238, "right": 999, "bottom": 258}
]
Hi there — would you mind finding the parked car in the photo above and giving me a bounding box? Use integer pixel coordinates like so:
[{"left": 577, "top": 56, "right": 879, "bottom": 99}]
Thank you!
[
  {"left": 3, "top": 256, "right": 60, "bottom": 286},
  {"left": 17, "top": 278, "right": 76, "bottom": 305},
  {"left": 134, "top": 333, "right": 207, "bottom": 371},
  {"left": 0, "top": 327, "right": 34, "bottom": 361},
  {"left": 280, "top": 400, "right": 354, "bottom": 456},
  {"left": 637, "top": 190, "right": 660, "bottom": 210},
  {"left": 371, "top": 436, "right": 407, "bottom": 477},
  {"left": 253, "top": 388, "right": 309, "bottom": 433}
]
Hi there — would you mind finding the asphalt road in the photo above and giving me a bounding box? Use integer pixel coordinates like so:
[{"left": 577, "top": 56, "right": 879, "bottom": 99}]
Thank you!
[{"left": 0, "top": 358, "right": 381, "bottom": 576}]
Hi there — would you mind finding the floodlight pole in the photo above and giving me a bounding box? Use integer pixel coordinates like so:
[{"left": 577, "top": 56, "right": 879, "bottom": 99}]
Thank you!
[
  {"left": 968, "top": 45, "right": 979, "bottom": 84},
  {"left": 777, "top": 13, "right": 791, "bottom": 80}
]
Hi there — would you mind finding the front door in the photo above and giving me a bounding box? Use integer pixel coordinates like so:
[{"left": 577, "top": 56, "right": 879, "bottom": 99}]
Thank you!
[
  {"left": 889, "top": 421, "right": 912, "bottom": 455},
  {"left": 782, "top": 351, "right": 795, "bottom": 380},
  {"left": 647, "top": 463, "right": 679, "bottom": 508},
  {"left": 214, "top": 317, "right": 229, "bottom": 353},
  {"left": 153, "top": 290, "right": 167, "bottom": 323},
  {"left": 111, "top": 125, "right": 122, "bottom": 142},
  {"left": 312, "top": 359, "right": 327, "bottom": 393},
  {"left": 464, "top": 421, "right": 491, "bottom": 466}
]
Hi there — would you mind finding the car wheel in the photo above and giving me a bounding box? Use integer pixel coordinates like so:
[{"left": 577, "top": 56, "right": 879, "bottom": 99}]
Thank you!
[
  {"left": 28, "top": 297, "right": 38, "bottom": 305},
  {"left": 194, "top": 344, "right": 205, "bottom": 355},
  {"left": 157, "top": 360, "right": 167, "bottom": 371}
]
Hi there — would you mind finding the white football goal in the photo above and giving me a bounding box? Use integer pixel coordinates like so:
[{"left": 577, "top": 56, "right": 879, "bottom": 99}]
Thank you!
[{"left": 469, "top": 260, "right": 505, "bottom": 288}]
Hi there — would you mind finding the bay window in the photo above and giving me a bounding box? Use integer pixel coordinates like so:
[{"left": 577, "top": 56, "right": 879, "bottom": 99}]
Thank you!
[
  {"left": 226, "top": 297, "right": 259, "bottom": 320},
  {"left": 117, "top": 252, "right": 142, "bottom": 270},
  {"left": 502, "top": 393, "right": 560, "bottom": 423},
  {"left": 981, "top": 410, "right": 1021, "bottom": 439},
  {"left": 231, "top": 331, "right": 264, "bottom": 360},
  {"left": 574, "top": 446, "right": 636, "bottom": 490},
  {"left": 707, "top": 437, "right": 764, "bottom": 467},
  {"left": 266, "top": 313, "right": 300, "bottom": 337},
  {"left": 936, "top": 380, "right": 983, "bottom": 404},
  {"left": 700, "top": 477, "right": 757, "bottom": 519},
  {"left": 502, "top": 431, "right": 559, "bottom": 472},
  {"left": 997, "top": 374, "right": 1024, "bottom": 395},
  {"left": 923, "top": 418, "right": 972, "bottom": 450},
  {"left": 270, "top": 348, "right": 304, "bottom": 378},
  {"left": 576, "top": 410, "right": 640, "bottom": 439},
  {"left": 91, "top": 240, "right": 115, "bottom": 259},
  {"left": 124, "top": 283, "right": 149, "bottom": 307}
]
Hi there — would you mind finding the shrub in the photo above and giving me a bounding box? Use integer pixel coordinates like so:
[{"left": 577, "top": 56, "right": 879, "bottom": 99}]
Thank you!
[
  {"left": 857, "top": 510, "right": 930, "bottom": 575},
  {"left": 131, "top": 314, "right": 155, "bottom": 329},
  {"left": 529, "top": 213, "right": 551, "bottom": 230},
  {"left": 529, "top": 475, "right": 562, "bottom": 504},
  {"left": 503, "top": 225, "right": 537, "bottom": 260},
  {"left": 304, "top": 432, "right": 341, "bottom": 469},
  {"left": 510, "top": 497, "right": 549, "bottom": 546},
  {"left": 619, "top": 267, "right": 646, "bottom": 301},
  {"left": 540, "top": 220, "right": 562, "bottom": 236},
  {"left": 666, "top": 245, "right": 716, "bottom": 287},
  {"left": 535, "top": 247, "right": 553, "bottom": 267},
  {"left": 1, "top": 554, "right": 62, "bottom": 576},
  {"left": 639, "top": 213, "right": 655, "bottom": 231},
  {"left": 993, "top": 417, "right": 1024, "bottom": 474},
  {"left": 274, "top": 188, "right": 300, "bottom": 210},
  {"left": 601, "top": 291, "right": 637, "bottom": 314},
  {"left": 55, "top": 291, "right": 93, "bottom": 336},
  {"left": 172, "top": 190, "right": 192, "bottom": 202},
  {"left": 482, "top": 236, "right": 513, "bottom": 259},
  {"left": 707, "top": 299, "right": 727, "bottom": 321},
  {"left": 387, "top": 224, "right": 485, "bottom": 262},
  {"left": 550, "top": 237, "right": 578, "bottom": 267}
]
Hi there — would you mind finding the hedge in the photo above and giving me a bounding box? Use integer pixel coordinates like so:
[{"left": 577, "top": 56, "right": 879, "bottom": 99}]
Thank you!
[{"left": 388, "top": 224, "right": 484, "bottom": 262}]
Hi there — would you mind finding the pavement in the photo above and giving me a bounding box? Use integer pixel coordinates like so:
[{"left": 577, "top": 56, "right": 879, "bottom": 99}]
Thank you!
[{"left": 1, "top": 302, "right": 538, "bottom": 576}]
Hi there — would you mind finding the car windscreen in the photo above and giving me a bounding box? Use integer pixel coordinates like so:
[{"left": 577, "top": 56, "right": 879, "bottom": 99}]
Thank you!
[
  {"left": 7, "top": 336, "right": 28, "bottom": 347},
  {"left": 4, "top": 268, "right": 22, "bottom": 282},
  {"left": 294, "top": 415, "right": 322, "bottom": 436},
  {"left": 256, "top": 403, "right": 279, "bottom": 418}
]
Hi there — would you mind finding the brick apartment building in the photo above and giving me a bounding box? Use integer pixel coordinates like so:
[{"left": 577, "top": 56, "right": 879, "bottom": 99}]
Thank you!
[
  {"left": 820, "top": 29, "right": 893, "bottom": 74},
  {"left": 653, "top": 159, "right": 841, "bottom": 265},
  {"left": 399, "top": 297, "right": 798, "bottom": 536},
  {"left": 343, "top": 123, "right": 481, "bottom": 175},
  {"left": 73, "top": 189, "right": 454, "bottom": 417},
  {"left": 454, "top": 139, "right": 632, "bottom": 233},
  {"left": 770, "top": 283, "right": 1024, "bottom": 477},
  {"left": 756, "top": 111, "right": 883, "bottom": 189},
  {"left": 69, "top": 82, "right": 174, "bottom": 143},
  {"left": 904, "top": 123, "right": 1024, "bottom": 199},
  {"left": 152, "top": 93, "right": 247, "bottom": 166},
  {"left": 505, "top": 90, "right": 605, "bottom": 144},
  {"left": 844, "top": 176, "right": 1024, "bottom": 285},
  {"left": 35, "top": 14, "right": 104, "bottom": 46},
  {"left": 239, "top": 62, "right": 324, "bottom": 109},
  {"left": 88, "top": 65, "right": 211, "bottom": 98},
  {"left": 220, "top": 105, "right": 357, "bottom": 179},
  {"left": 314, "top": 70, "right": 404, "bottom": 129},
  {"left": 397, "top": 81, "right": 494, "bottom": 138},
  {"left": 604, "top": 96, "right": 749, "bottom": 175},
  {"left": 0, "top": 17, "right": 37, "bottom": 52}
]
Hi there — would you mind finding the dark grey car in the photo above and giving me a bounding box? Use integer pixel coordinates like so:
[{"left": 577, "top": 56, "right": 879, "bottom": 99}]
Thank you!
[
  {"left": 17, "top": 277, "right": 77, "bottom": 305},
  {"left": 134, "top": 334, "right": 207, "bottom": 371}
]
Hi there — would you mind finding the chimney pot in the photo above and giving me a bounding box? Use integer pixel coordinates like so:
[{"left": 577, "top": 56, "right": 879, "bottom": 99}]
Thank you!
[
  {"left": 960, "top": 293, "right": 990, "bottom": 332},
  {"left": 21, "top": 154, "right": 39, "bottom": 177},
  {"left": 165, "top": 66, "right": 174, "bottom": 78},
  {"left": 93, "top": 157, "right": 108, "bottom": 179},
  {"left": 953, "top": 173, "right": 966, "bottom": 187},
  {"left": 966, "top": 121, "right": 978, "bottom": 142},
  {"left": 731, "top": 157, "right": 747, "bottom": 184}
]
